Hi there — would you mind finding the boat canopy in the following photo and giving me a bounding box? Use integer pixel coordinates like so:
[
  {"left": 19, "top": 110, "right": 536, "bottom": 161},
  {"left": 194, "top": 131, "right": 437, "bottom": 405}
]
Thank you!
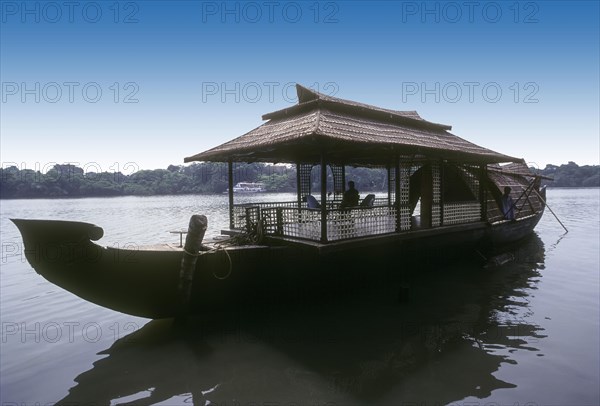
[{"left": 184, "top": 84, "right": 522, "bottom": 166}]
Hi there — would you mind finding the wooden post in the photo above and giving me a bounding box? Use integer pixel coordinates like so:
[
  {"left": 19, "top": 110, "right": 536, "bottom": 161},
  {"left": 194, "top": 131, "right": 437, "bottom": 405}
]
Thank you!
[
  {"left": 320, "top": 153, "right": 328, "bottom": 243},
  {"left": 341, "top": 164, "right": 346, "bottom": 198},
  {"left": 438, "top": 159, "right": 444, "bottom": 227},
  {"left": 228, "top": 160, "right": 234, "bottom": 229},
  {"left": 421, "top": 164, "right": 433, "bottom": 228},
  {"left": 395, "top": 158, "right": 401, "bottom": 232},
  {"left": 479, "top": 164, "right": 487, "bottom": 221},
  {"left": 276, "top": 207, "right": 283, "bottom": 236},
  {"left": 178, "top": 214, "right": 207, "bottom": 315},
  {"left": 296, "top": 162, "right": 302, "bottom": 209},
  {"left": 387, "top": 164, "right": 392, "bottom": 207}
]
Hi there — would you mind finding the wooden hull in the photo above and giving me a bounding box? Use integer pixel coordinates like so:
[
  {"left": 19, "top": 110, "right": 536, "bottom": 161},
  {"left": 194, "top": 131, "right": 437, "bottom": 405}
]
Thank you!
[{"left": 11, "top": 209, "right": 544, "bottom": 319}]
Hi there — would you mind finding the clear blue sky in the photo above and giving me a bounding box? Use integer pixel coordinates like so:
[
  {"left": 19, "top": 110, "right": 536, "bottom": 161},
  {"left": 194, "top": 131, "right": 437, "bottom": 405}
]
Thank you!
[{"left": 1, "top": 0, "right": 599, "bottom": 172}]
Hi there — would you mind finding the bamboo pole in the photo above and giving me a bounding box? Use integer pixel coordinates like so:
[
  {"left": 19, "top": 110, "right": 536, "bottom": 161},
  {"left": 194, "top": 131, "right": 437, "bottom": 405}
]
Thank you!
[
  {"left": 533, "top": 189, "right": 568, "bottom": 233},
  {"left": 510, "top": 179, "right": 535, "bottom": 214}
]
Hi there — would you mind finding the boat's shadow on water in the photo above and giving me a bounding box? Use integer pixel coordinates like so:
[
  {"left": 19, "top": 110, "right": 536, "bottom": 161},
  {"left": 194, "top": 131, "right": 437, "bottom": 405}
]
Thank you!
[{"left": 58, "top": 235, "right": 547, "bottom": 406}]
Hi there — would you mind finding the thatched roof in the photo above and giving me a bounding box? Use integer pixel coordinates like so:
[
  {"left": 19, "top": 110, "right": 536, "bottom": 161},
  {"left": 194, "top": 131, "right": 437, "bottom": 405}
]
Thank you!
[
  {"left": 488, "top": 162, "right": 553, "bottom": 180},
  {"left": 184, "top": 84, "right": 522, "bottom": 165}
]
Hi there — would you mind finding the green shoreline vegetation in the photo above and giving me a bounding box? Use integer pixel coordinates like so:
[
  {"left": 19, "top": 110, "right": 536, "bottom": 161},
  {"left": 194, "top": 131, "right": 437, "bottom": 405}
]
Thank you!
[{"left": 1, "top": 162, "right": 598, "bottom": 199}]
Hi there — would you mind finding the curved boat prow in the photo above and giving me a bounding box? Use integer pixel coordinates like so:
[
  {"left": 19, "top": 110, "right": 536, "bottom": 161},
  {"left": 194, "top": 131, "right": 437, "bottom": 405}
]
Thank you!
[
  {"left": 11, "top": 218, "right": 104, "bottom": 243},
  {"left": 10, "top": 218, "right": 183, "bottom": 319}
]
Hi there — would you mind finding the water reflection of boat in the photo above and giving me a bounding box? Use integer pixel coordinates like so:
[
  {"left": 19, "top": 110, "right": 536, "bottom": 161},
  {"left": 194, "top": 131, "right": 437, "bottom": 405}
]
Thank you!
[
  {"left": 57, "top": 235, "right": 546, "bottom": 405},
  {"left": 12, "top": 85, "right": 548, "bottom": 318}
]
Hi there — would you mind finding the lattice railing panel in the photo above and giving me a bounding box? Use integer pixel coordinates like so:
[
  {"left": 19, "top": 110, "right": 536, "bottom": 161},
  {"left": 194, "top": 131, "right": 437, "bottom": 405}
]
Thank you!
[
  {"left": 443, "top": 202, "right": 482, "bottom": 225},
  {"left": 398, "top": 207, "right": 410, "bottom": 230},
  {"left": 456, "top": 164, "right": 481, "bottom": 198},
  {"left": 232, "top": 201, "right": 298, "bottom": 229},
  {"left": 231, "top": 205, "right": 260, "bottom": 231},
  {"left": 388, "top": 166, "right": 394, "bottom": 206},
  {"left": 329, "top": 164, "right": 345, "bottom": 199},
  {"left": 298, "top": 163, "right": 313, "bottom": 202},
  {"left": 261, "top": 207, "right": 322, "bottom": 240},
  {"left": 258, "top": 206, "right": 397, "bottom": 242},
  {"left": 398, "top": 162, "right": 412, "bottom": 231},
  {"left": 327, "top": 206, "right": 397, "bottom": 241},
  {"left": 286, "top": 210, "right": 322, "bottom": 240},
  {"left": 432, "top": 162, "right": 441, "bottom": 227}
]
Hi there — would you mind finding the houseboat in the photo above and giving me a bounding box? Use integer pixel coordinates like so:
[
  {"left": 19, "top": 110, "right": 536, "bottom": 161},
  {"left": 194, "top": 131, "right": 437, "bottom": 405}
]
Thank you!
[
  {"left": 232, "top": 182, "right": 266, "bottom": 193},
  {"left": 12, "top": 85, "right": 547, "bottom": 318}
]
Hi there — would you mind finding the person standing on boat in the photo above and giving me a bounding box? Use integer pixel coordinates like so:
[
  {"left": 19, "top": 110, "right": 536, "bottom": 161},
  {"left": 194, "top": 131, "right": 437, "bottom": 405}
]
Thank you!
[
  {"left": 341, "top": 181, "right": 359, "bottom": 208},
  {"left": 501, "top": 186, "right": 515, "bottom": 220}
]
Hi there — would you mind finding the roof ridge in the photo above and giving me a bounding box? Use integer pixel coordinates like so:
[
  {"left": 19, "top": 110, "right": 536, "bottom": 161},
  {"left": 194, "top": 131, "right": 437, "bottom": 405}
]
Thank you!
[
  {"left": 295, "top": 84, "right": 424, "bottom": 119},
  {"left": 297, "top": 84, "right": 320, "bottom": 103},
  {"left": 263, "top": 84, "right": 450, "bottom": 130}
]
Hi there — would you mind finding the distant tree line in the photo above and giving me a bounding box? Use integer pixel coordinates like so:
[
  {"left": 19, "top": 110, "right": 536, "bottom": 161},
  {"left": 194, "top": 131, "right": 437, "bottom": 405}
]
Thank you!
[
  {"left": 534, "top": 162, "right": 600, "bottom": 188},
  {"left": 1, "top": 163, "right": 246, "bottom": 199},
  {"left": 0, "top": 161, "right": 597, "bottom": 199}
]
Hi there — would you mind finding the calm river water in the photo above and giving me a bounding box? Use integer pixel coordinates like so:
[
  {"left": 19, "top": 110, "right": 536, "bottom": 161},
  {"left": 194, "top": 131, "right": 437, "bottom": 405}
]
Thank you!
[{"left": 1, "top": 189, "right": 598, "bottom": 406}]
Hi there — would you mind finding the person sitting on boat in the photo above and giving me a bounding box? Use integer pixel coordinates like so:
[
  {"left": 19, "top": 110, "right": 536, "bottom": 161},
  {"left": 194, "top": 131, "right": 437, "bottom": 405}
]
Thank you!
[
  {"left": 501, "top": 186, "right": 516, "bottom": 220},
  {"left": 340, "top": 181, "right": 359, "bottom": 208}
]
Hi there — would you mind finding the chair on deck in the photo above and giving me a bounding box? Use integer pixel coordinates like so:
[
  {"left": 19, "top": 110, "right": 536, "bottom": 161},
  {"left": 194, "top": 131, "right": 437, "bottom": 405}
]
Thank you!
[
  {"left": 305, "top": 195, "right": 321, "bottom": 209},
  {"left": 360, "top": 194, "right": 376, "bottom": 207}
]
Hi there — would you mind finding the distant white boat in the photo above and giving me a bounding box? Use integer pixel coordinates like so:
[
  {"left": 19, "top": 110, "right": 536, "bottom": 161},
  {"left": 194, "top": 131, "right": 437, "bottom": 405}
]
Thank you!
[{"left": 232, "top": 182, "right": 266, "bottom": 193}]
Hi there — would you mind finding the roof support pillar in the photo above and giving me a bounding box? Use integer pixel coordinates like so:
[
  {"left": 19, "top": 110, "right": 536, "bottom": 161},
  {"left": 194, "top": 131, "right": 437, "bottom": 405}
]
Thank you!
[
  {"left": 395, "top": 158, "right": 402, "bottom": 232},
  {"left": 387, "top": 164, "right": 392, "bottom": 206},
  {"left": 297, "top": 163, "right": 313, "bottom": 205},
  {"left": 439, "top": 160, "right": 445, "bottom": 227},
  {"left": 320, "top": 153, "right": 328, "bottom": 243},
  {"left": 228, "top": 160, "right": 234, "bottom": 229},
  {"left": 479, "top": 164, "right": 487, "bottom": 221},
  {"left": 296, "top": 162, "right": 302, "bottom": 209}
]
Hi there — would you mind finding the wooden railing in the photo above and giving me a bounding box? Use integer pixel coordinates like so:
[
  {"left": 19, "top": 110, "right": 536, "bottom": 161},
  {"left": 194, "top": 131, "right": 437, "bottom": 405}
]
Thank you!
[
  {"left": 231, "top": 199, "right": 483, "bottom": 242},
  {"left": 259, "top": 205, "right": 397, "bottom": 242},
  {"left": 442, "top": 202, "right": 482, "bottom": 225},
  {"left": 232, "top": 201, "right": 299, "bottom": 230}
]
